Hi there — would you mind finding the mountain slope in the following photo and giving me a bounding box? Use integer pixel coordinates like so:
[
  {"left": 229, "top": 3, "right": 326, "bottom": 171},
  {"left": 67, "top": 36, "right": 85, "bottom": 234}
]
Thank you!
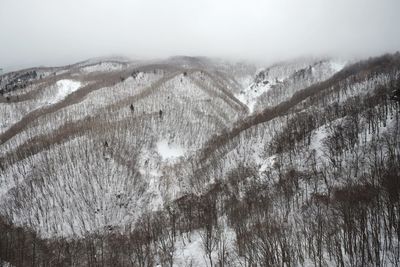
[{"left": 0, "top": 54, "right": 399, "bottom": 266}]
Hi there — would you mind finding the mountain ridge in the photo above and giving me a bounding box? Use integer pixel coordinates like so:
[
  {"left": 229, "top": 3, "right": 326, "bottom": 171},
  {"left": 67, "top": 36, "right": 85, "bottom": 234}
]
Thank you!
[{"left": 0, "top": 53, "right": 399, "bottom": 266}]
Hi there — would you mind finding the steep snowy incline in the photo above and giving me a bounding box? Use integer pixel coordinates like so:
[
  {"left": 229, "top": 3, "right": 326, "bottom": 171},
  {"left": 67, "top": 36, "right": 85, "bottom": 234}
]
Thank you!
[
  {"left": 0, "top": 57, "right": 254, "bottom": 237},
  {"left": 236, "top": 59, "right": 347, "bottom": 112},
  {"left": 0, "top": 54, "right": 399, "bottom": 267},
  {"left": 46, "top": 79, "right": 81, "bottom": 104}
]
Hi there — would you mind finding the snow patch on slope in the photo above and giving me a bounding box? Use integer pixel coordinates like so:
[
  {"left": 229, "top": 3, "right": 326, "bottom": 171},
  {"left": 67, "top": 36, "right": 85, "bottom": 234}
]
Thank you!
[
  {"left": 235, "top": 81, "right": 276, "bottom": 113},
  {"left": 174, "top": 224, "right": 240, "bottom": 266},
  {"left": 309, "top": 125, "right": 329, "bottom": 166},
  {"left": 156, "top": 140, "right": 186, "bottom": 161},
  {"left": 174, "top": 231, "right": 206, "bottom": 266},
  {"left": 330, "top": 60, "right": 347, "bottom": 72},
  {"left": 46, "top": 80, "right": 81, "bottom": 104}
]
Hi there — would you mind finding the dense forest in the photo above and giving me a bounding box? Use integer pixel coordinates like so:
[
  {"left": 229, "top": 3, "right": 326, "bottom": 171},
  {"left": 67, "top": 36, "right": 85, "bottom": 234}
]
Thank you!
[{"left": 0, "top": 54, "right": 399, "bottom": 266}]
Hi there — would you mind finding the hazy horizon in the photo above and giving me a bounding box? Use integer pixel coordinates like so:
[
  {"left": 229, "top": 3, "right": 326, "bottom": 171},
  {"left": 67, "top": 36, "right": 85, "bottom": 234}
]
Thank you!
[{"left": 1, "top": 0, "right": 400, "bottom": 71}]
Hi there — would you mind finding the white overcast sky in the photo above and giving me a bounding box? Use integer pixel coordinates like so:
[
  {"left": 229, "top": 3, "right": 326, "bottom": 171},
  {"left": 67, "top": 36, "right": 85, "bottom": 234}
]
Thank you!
[{"left": 1, "top": 0, "right": 400, "bottom": 69}]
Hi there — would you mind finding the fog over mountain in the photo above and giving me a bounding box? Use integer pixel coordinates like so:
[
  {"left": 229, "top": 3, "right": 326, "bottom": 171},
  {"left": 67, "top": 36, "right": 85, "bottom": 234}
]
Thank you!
[{"left": 1, "top": 0, "right": 400, "bottom": 70}]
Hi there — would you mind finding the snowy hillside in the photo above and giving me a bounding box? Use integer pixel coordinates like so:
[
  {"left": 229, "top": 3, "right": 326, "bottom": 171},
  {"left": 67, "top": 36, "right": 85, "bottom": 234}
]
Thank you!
[
  {"left": 236, "top": 58, "right": 348, "bottom": 112},
  {"left": 0, "top": 54, "right": 399, "bottom": 266}
]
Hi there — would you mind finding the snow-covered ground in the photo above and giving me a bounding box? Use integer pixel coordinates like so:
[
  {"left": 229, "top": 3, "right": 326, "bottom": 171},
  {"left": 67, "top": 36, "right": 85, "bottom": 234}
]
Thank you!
[
  {"left": 46, "top": 79, "right": 81, "bottom": 104},
  {"left": 1, "top": 55, "right": 398, "bottom": 267},
  {"left": 0, "top": 80, "right": 82, "bottom": 136},
  {"left": 80, "top": 62, "right": 125, "bottom": 73},
  {"left": 157, "top": 140, "right": 186, "bottom": 161},
  {"left": 236, "top": 79, "right": 278, "bottom": 113},
  {"left": 173, "top": 222, "right": 241, "bottom": 267},
  {"left": 236, "top": 59, "right": 347, "bottom": 112},
  {"left": 330, "top": 60, "right": 347, "bottom": 72}
]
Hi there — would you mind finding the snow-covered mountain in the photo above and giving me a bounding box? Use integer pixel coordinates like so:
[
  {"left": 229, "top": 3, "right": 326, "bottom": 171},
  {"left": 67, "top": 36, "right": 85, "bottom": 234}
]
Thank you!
[{"left": 0, "top": 54, "right": 399, "bottom": 266}]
